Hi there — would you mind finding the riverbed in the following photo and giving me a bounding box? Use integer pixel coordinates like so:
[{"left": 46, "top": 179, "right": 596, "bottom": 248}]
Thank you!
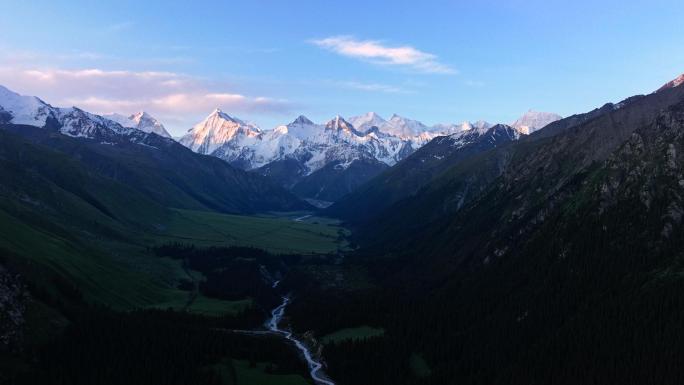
[{"left": 266, "top": 284, "right": 335, "bottom": 385}]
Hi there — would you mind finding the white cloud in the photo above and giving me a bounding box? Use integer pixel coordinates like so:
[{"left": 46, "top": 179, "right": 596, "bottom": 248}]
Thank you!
[
  {"left": 0, "top": 66, "right": 295, "bottom": 134},
  {"left": 334, "top": 80, "right": 409, "bottom": 94},
  {"left": 311, "top": 36, "right": 456, "bottom": 74}
]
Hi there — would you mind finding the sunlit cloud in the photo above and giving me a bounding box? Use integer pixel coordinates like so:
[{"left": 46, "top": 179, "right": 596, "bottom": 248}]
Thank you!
[
  {"left": 67, "top": 93, "right": 291, "bottom": 114},
  {"left": 311, "top": 35, "right": 456, "bottom": 74},
  {"left": 0, "top": 66, "right": 296, "bottom": 134}
]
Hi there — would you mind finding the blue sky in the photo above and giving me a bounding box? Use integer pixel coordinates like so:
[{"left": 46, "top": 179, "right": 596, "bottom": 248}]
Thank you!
[{"left": 1, "top": 0, "right": 683, "bottom": 135}]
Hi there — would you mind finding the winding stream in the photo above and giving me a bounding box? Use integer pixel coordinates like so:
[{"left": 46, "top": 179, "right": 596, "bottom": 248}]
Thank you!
[{"left": 266, "top": 281, "right": 335, "bottom": 385}]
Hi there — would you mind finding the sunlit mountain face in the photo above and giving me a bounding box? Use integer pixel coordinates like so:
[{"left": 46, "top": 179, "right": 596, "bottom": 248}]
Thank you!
[
  {"left": 175, "top": 108, "right": 556, "bottom": 201},
  {"left": 2, "top": 2, "right": 684, "bottom": 384}
]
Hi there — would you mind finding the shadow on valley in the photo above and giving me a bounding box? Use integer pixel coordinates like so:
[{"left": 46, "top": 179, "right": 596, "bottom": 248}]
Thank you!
[{"left": 0, "top": 245, "right": 320, "bottom": 385}]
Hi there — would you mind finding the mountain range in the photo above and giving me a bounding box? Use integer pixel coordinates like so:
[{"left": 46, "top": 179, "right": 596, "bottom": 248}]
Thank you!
[
  {"left": 178, "top": 108, "right": 561, "bottom": 201},
  {"left": 0, "top": 83, "right": 563, "bottom": 204},
  {"left": 104, "top": 111, "right": 172, "bottom": 138},
  {"left": 0, "top": 85, "right": 308, "bottom": 214},
  {"left": 326, "top": 123, "right": 523, "bottom": 221}
]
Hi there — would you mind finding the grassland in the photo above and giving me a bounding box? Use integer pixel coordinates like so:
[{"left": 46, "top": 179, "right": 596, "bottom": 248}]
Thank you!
[
  {"left": 151, "top": 209, "right": 349, "bottom": 254},
  {"left": 321, "top": 326, "right": 385, "bottom": 344},
  {"left": 0, "top": 208, "right": 187, "bottom": 309},
  {"left": 0, "top": 201, "right": 348, "bottom": 313},
  {"left": 144, "top": 209, "right": 349, "bottom": 315}
]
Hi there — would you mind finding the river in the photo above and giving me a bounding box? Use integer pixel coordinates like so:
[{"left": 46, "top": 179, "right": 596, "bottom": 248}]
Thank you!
[{"left": 266, "top": 281, "right": 335, "bottom": 385}]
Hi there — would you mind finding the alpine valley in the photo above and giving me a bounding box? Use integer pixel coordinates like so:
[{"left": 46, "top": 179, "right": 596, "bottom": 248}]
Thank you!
[{"left": 3, "top": 62, "right": 684, "bottom": 385}]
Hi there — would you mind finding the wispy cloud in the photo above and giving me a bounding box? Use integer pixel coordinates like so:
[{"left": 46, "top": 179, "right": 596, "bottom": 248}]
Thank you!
[
  {"left": 310, "top": 35, "right": 456, "bottom": 74},
  {"left": 67, "top": 93, "right": 291, "bottom": 115},
  {"left": 333, "top": 80, "right": 410, "bottom": 94},
  {"left": 0, "top": 66, "right": 295, "bottom": 133},
  {"left": 0, "top": 47, "right": 194, "bottom": 67}
]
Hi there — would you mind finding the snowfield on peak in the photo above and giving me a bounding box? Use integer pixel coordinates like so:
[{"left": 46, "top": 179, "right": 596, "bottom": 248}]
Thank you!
[
  {"left": 382, "top": 114, "right": 431, "bottom": 138},
  {"left": 180, "top": 112, "right": 421, "bottom": 175},
  {"left": 0, "top": 85, "right": 172, "bottom": 143},
  {"left": 0, "top": 85, "right": 53, "bottom": 127},
  {"left": 657, "top": 73, "right": 684, "bottom": 93},
  {"left": 0, "top": 83, "right": 564, "bottom": 195},
  {"left": 348, "top": 112, "right": 387, "bottom": 132},
  {"left": 104, "top": 111, "right": 172, "bottom": 138},
  {"left": 179, "top": 108, "right": 261, "bottom": 155},
  {"left": 511, "top": 110, "right": 562, "bottom": 135},
  {"left": 178, "top": 109, "right": 549, "bottom": 181},
  {"left": 56, "top": 107, "right": 137, "bottom": 138}
]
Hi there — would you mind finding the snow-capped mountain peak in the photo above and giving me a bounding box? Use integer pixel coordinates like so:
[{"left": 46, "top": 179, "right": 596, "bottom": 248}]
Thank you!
[
  {"left": 207, "top": 108, "right": 243, "bottom": 125},
  {"left": 349, "top": 112, "right": 386, "bottom": 132},
  {"left": 179, "top": 108, "right": 261, "bottom": 154},
  {"left": 176, "top": 106, "right": 544, "bottom": 185},
  {"left": 104, "top": 111, "right": 172, "bottom": 138},
  {"left": 382, "top": 114, "right": 429, "bottom": 138},
  {"left": 474, "top": 120, "right": 492, "bottom": 130},
  {"left": 102, "top": 112, "right": 132, "bottom": 126},
  {"left": 325, "top": 115, "right": 360, "bottom": 135},
  {"left": 511, "top": 110, "right": 562, "bottom": 135},
  {"left": 0, "top": 85, "right": 54, "bottom": 127},
  {"left": 0, "top": 85, "right": 149, "bottom": 140},
  {"left": 431, "top": 120, "right": 492, "bottom": 137},
  {"left": 129, "top": 111, "right": 171, "bottom": 138},
  {"left": 56, "top": 107, "right": 132, "bottom": 138},
  {"left": 290, "top": 115, "right": 314, "bottom": 126},
  {"left": 657, "top": 73, "right": 684, "bottom": 93},
  {"left": 274, "top": 115, "right": 321, "bottom": 139}
]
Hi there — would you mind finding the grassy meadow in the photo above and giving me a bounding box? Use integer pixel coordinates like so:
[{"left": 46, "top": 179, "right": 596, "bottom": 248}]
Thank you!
[{"left": 0, "top": 203, "right": 348, "bottom": 312}]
